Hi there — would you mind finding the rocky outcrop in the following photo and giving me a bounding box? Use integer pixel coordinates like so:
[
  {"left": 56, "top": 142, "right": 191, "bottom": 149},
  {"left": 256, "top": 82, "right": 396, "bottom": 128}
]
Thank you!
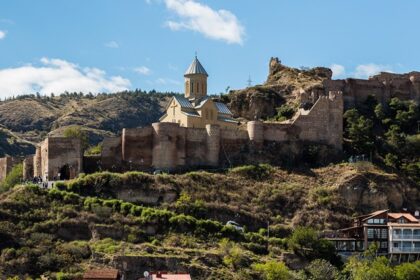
[
  {"left": 335, "top": 170, "right": 419, "bottom": 212},
  {"left": 227, "top": 57, "right": 333, "bottom": 120}
]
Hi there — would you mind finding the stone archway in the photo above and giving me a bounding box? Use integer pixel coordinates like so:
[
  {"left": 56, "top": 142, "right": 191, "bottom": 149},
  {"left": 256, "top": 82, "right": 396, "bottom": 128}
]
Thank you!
[{"left": 59, "top": 164, "right": 70, "bottom": 180}]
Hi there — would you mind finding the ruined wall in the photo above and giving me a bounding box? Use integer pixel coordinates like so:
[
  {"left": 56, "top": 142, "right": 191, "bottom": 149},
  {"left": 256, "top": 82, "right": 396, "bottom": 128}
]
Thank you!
[
  {"left": 324, "top": 72, "right": 420, "bottom": 109},
  {"left": 23, "top": 155, "right": 34, "bottom": 180},
  {"left": 33, "top": 147, "right": 42, "bottom": 178},
  {"left": 101, "top": 137, "right": 122, "bottom": 171},
  {"left": 122, "top": 127, "right": 153, "bottom": 169},
  {"left": 293, "top": 91, "right": 343, "bottom": 150},
  {"left": 38, "top": 137, "right": 82, "bottom": 180}
]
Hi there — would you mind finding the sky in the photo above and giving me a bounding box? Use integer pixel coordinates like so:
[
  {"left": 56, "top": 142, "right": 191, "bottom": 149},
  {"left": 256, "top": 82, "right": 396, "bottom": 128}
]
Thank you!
[{"left": 0, "top": 0, "right": 420, "bottom": 98}]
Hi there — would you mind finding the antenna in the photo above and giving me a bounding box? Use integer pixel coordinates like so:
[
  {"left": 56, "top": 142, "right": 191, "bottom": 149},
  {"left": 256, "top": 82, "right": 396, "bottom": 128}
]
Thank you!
[{"left": 247, "top": 75, "right": 252, "bottom": 87}]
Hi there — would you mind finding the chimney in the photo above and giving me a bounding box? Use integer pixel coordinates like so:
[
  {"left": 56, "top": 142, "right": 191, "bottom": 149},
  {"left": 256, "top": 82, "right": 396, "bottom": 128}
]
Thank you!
[{"left": 415, "top": 210, "right": 419, "bottom": 218}]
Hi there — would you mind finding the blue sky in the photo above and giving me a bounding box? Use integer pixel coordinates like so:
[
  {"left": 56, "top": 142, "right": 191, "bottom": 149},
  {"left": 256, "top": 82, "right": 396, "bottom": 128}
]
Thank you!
[{"left": 0, "top": 0, "right": 419, "bottom": 98}]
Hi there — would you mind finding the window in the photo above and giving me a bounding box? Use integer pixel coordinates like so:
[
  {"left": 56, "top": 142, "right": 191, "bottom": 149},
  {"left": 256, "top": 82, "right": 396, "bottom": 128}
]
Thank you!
[
  {"left": 210, "top": 110, "right": 214, "bottom": 120},
  {"left": 197, "top": 82, "right": 199, "bottom": 93},
  {"left": 205, "top": 110, "right": 209, "bottom": 119},
  {"left": 394, "top": 242, "right": 400, "bottom": 248},
  {"left": 381, "top": 242, "right": 388, "bottom": 249},
  {"left": 381, "top": 229, "right": 388, "bottom": 238},
  {"left": 191, "top": 82, "right": 194, "bottom": 93}
]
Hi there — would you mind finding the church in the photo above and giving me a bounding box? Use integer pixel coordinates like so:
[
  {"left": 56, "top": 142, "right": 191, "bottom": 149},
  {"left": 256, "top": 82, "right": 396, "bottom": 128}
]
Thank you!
[{"left": 159, "top": 56, "right": 238, "bottom": 129}]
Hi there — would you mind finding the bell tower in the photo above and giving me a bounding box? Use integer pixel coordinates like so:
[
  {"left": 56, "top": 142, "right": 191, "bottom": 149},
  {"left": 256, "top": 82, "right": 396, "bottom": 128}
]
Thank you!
[{"left": 184, "top": 56, "right": 208, "bottom": 99}]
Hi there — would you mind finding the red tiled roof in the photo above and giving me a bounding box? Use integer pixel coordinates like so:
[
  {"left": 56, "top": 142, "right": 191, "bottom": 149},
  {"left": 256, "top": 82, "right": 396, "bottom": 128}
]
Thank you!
[
  {"left": 152, "top": 273, "right": 191, "bottom": 280},
  {"left": 83, "top": 269, "right": 119, "bottom": 280},
  {"left": 388, "top": 213, "right": 419, "bottom": 223}
]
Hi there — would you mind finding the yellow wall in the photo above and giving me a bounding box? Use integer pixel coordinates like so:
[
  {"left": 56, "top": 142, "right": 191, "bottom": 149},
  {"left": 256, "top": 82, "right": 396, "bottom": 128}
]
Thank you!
[{"left": 161, "top": 98, "right": 237, "bottom": 129}]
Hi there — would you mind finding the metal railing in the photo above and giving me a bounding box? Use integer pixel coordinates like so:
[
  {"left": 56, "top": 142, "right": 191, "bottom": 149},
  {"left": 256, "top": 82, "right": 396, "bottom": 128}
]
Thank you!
[
  {"left": 392, "top": 247, "right": 420, "bottom": 253},
  {"left": 393, "top": 234, "right": 420, "bottom": 240}
]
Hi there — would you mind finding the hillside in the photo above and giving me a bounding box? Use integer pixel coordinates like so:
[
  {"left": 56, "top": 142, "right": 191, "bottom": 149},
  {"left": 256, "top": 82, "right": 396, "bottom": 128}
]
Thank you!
[
  {"left": 1, "top": 163, "right": 418, "bottom": 279},
  {"left": 0, "top": 91, "right": 171, "bottom": 156}
]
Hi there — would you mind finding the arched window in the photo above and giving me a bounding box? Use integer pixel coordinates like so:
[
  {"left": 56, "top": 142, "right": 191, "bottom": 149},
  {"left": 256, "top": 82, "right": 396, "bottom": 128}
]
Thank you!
[
  {"left": 197, "top": 82, "right": 199, "bottom": 93},
  {"left": 191, "top": 81, "right": 194, "bottom": 93}
]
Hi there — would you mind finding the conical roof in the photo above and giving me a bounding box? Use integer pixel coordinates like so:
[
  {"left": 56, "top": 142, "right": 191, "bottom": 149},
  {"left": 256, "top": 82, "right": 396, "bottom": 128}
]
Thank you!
[{"left": 184, "top": 56, "right": 208, "bottom": 76}]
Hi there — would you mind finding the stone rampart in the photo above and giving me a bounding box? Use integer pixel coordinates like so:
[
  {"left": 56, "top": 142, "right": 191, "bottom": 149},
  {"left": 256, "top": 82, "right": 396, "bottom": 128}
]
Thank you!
[{"left": 325, "top": 72, "right": 420, "bottom": 109}]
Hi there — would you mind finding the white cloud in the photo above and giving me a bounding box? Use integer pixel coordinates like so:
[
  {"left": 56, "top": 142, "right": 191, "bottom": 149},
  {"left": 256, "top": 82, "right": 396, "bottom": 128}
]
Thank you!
[
  {"left": 134, "top": 66, "right": 151, "bottom": 75},
  {"left": 105, "top": 41, "right": 119, "bottom": 48},
  {"left": 0, "top": 57, "right": 131, "bottom": 98},
  {"left": 330, "top": 64, "right": 345, "bottom": 78},
  {"left": 163, "top": 0, "right": 245, "bottom": 44},
  {"left": 0, "top": 30, "right": 6, "bottom": 40},
  {"left": 354, "top": 63, "right": 393, "bottom": 79}
]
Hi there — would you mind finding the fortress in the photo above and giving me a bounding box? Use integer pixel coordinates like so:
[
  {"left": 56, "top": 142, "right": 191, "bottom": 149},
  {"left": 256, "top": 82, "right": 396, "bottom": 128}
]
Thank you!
[{"left": 1, "top": 57, "right": 345, "bottom": 181}]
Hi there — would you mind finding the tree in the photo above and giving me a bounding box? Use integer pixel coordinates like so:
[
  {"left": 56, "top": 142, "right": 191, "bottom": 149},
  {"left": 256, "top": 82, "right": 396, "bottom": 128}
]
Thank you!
[
  {"left": 253, "top": 261, "right": 293, "bottom": 280},
  {"left": 63, "top": 126, "right": 89, "bottom": 151},
  {"left": 343, "top": 109, "right": 374, "bottom": 154},
  {"left": 344, "top": 256, "right": 396, "bottom": 280},
  {"left": 306, "top": 259, "right": 338, "bottom": 280},
  {"left": 395, "top": 261, "right": 420, "bottom": 280},
  {"left": 0, "top": 163, "right": 23, "bottom": 192}
]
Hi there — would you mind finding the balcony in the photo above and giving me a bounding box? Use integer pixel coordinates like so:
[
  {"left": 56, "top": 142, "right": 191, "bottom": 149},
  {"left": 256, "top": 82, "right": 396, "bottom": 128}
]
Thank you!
[
  {"left": 393, "top": 234, "right": 420, "bottom": 240},
  {"left": 392, "top": 247, "right": 420, "bottom": 253}
]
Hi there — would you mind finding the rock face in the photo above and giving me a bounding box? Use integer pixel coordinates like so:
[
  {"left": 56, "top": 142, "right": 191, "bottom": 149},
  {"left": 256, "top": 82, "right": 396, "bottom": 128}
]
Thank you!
[{"left": 335, "top": 169, "right": 418, "bottom": 212}]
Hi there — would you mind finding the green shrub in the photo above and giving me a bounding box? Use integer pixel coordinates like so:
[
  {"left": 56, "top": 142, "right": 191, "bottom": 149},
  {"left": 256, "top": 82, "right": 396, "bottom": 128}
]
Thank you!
[
  {"left": 219, "top": 239, "right": 250, "bottom": 269},
  {"left": 229, "top": 164, "right": 273, "bottom": 180},
  {"left": 253, "top": 260, "right": 293, "bottom": 280},
  {"left": 306, "top": 259, "right": 338, "bottom": 280},
  {"left": 395, "top": 261, "right": 420, "bottom": 280},
  {"left": 169, "top": 214, "right": 197, "bottom": 231}
]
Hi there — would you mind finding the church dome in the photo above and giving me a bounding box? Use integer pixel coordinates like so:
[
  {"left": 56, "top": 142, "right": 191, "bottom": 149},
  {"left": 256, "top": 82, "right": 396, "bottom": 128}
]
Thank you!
[{"left": 184, "top": 56, "right": 208, "bottom": 76}]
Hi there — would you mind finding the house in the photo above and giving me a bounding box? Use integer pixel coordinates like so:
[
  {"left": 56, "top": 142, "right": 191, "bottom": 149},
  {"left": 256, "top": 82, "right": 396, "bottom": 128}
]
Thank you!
[
  {"left": 151, "top": 272, "right": 191, "bottom": 280},
  {"left": 326, "top": 209, "right": 420, "bottom": 262},
  {"left": 159, "top": 56, "right": 237, "bottom": 129},
  {"left": 82, "top": 268, "right": 120, "bottom": 280}
]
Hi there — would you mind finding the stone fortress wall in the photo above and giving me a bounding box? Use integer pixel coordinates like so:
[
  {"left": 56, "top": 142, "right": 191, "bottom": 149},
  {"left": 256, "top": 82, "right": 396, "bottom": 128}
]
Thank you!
[
  {"left": 97, "top": 90, "right": 343, "bottom": 172},
  {"left": 323, "top": 72, "right": 420, "bottom": 109}
]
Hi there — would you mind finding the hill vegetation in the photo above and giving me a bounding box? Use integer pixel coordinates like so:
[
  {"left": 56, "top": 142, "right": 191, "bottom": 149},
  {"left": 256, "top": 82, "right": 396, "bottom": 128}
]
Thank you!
[
  {"left": 0, "top": 90, "right": 172, "bottom": 156},
  {"left": 1, "top": 162, "right": 419, "bottom": 279}
]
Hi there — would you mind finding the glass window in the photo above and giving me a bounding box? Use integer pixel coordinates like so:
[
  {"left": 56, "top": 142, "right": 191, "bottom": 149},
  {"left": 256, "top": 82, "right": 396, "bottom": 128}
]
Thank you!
[
  {"left": 394, "top": 242, "right": 400, "bottom": 248},
  {"left": 393, "top": 229, "right": 401, "bottom": 235},
  {"left": 368, "top": 219, "right": 374, "bottom": 224},
  {"left": 367, "top": 229, "right": 374, "bottom": 238},
  {"left": 414, "top": 242, "right": 420, "bottom": 248},
  {"left": 381, "top": 242, "right": 388, "bottom": 248},
  {"left": 381, "top": 229, "right": 388, "bottom": 238}
]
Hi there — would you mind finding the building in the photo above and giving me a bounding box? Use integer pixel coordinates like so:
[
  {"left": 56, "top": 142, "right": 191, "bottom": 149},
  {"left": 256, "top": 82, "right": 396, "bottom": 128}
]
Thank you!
[
  {"left": 83, "top": 268, "right": 120, "bottom": 280},
  {"left": 148, "top": 272, "right": 191, "bottom": 280},
  {"left": 160, "top": 56, "right": 237, "bottom": 129},
  {"left": 326, "top": 210, "right": 420, "bottom": 262}
]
